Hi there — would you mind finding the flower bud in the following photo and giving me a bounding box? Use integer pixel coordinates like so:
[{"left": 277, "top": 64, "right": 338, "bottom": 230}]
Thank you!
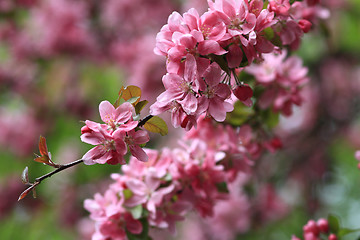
[
  {"left": 328, "top": 234, "right": 338, "bottom": 240},
  {"left": 233, "top": 84, "right": 253, "bottom": 102},
  {"left": 317, "top": 218, "right": 329, "bottom": 233},
  {"left": 298, "top": 19, "right": 312, "bottom": 33},
  {"left": 306, "top": 0, "right": 320, "bottom": 6},
  {"left": 303, "top": 220, "right": 320, "bottom": 236}
]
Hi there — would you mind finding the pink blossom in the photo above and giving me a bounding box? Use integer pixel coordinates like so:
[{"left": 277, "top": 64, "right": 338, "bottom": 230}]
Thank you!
[
  {"left": 197, "top": 62, "right": 234, "bottom": 122},
  {"left": 268, "top": 0, "right": 291, "bottom": 16},
  {"left": 81, "top": 101, "right": 149, "bottom": 164},
  {"left": 81, "top": 126, "right": 127, "bottom": 165},
  {"left": 124, "top": 130, "right": 150, "bottom": 162},
  {"left": 208, "top": 0, "right": 257, "bottom": 36},
  {"left": 245, "top": 51, "right": 308, "bottom": 116},
  {"left": 99, "top": 101, "right": 137, "bottom": 131}
]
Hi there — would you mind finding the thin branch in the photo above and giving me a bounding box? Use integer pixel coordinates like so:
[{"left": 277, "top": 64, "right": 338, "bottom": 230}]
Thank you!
[
  {"left": 18, "top": 159, "right": 84, "bottom": 201},
  {"left": 138, "top": 114, "right": 153, "bottom": 127},
  {"left": 19, "top": 114, "right": 154, "bottom": 201},
  {"left": 34, "top": 159, "right": 84, "bottom": 184}
]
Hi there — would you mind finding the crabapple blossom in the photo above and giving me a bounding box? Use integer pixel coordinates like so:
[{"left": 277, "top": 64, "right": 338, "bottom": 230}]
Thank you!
[
  {"left": 81, "top": 101, "right": 149, "bottom": 165},
  {"left": 246, "top": 51, "right": 309, "bottom": 116}
]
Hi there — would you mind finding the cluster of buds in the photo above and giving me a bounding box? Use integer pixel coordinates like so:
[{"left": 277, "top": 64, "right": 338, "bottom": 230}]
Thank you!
[{"left": 292, "top": 218, "right": 338, "bottom": 240}]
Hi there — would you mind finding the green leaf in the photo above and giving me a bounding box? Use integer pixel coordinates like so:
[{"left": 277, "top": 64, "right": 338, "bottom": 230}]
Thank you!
[
  {"left": 122, "top": 85, "right": 142, "bottom": 105},
  {"left": 263, "top": 27, "right": 274, "bottom": 41},
  {"left": 135, "top": 100, "right": 149, "bottom": 115},
  {"left": 129, "top": 205, "right": 143, "bottom": 220},
  {"left": 328, "top": 214, "right": 340, "bottom": 234},
  {"left": 143, "top": 116, "right": 168, "bottom": 136},
  {"left": 226, "top": 101, "right": 254, "bottom": 126},
  {"left": 261, "top": 109, "right": 280, "bottom": 129},
  {"left": 216, "top": 182, "right": 229, "bottom": 193},
  {"left": 338, "top": 228, "right": 360, "bottom": 237}
]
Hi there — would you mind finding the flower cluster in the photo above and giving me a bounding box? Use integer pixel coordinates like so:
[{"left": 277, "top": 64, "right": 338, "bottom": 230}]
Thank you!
[
  {"left": 81, "top": 101, "right": 149, "bottom": 165},
  {"left": 292, "top": 218, "right": 338, "bottom": 240},
  {"left": 151, "top": 0, "right": 325, "bottom": 130},
  {"left": 84, "top": 114, "right": 259, "bottom": 238},
  {"left": 246, "top": 50, "right": 309, "bottom": 116}
]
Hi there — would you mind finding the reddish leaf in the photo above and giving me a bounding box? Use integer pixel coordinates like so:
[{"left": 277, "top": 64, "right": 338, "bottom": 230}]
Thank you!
[
  {"left": 38, "top": 135, "right": 49, "bottom": 157},
  {"left": 34, "top": 136, "right": 52, "bottom": 164},
  {"left": 18, "top": 185, "right": 35, "bottom": 201}
]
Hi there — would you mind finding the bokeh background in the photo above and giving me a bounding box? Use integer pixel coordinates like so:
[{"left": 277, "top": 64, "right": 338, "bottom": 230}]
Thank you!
[{"left": 0, "top": 0, "right": 360, "bottom": 239}]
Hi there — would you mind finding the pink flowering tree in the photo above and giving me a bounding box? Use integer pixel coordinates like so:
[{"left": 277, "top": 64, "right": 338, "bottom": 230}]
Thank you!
[{"left": 14, "top": 0, "right": 360, "bottom": 239}]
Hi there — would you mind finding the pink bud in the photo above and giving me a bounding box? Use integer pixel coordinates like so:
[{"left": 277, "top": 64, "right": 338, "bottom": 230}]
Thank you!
[
  {"left": 328, "top": 234, "right": 338, "bottom": 240},
  {"left": 306, "top": 0, "right": 320, "bottom": 6},
  {"left": 303, "top": 220, "right": 320, "bottom": 236},
  {"left": 233, "top": 84, "right": 253, "bottom": 102},
  {"left": 355, "top": 150, "right": 360, "bottom": 161},
  {"left": 304, "top": 232, "right": 317, "bottom": 240},
  {"left": 298, "top": 19, "right": 312, "bottom": 33},
  {"left": 270, "top": 137, "right": 283, "bottom": 150},
  {"left": 317, "top": 218, "right": 329, "bottom": 233}
]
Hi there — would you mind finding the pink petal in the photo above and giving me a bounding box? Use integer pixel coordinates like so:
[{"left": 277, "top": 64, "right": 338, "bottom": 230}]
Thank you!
[
  {"left": 215, "top": 83, "right": 231, "bottom": 100},
  {"left": 124, "top": 214, "right": 143, "bottom": 234},
  {"left": 82, "top": 146, "right": 108, "bottom": 165},
  {"left": 81, "top": 131, "right": 104, "bottom": 145},
  {"left": 203, "top": 62, "right": 222, "bottom": 87},
  {"left": 178, "top": 93, "right": 198, "bottom": 114},
  {"left": 179, "top": 34, "right": 197, "bottom": 49},
  {"left": 130, "top": 145, "right": 149, "bottom": 162},
  {"left": 99, "top": 100, "right": 115, "bottom": 123},
  {"left": 132, "top": 130, "right": 150, "bottom": 145},
  {"left": 126, "top": 178, "right": 148, "bottom": 195},
  {"left": 222, "top": 0, "right": 236, "bottom": 18},
  {"left": 115, "top": 102, "right": 134, "bottom": 123},
  {"left": 226, "top": 44, "right": 243, "bottom": 68},
  {"left": 184, "top": 54, "right": 197, "bottom": 84},
  {"left": 183, "top": 8, "right": 200, "bottom": 30},
  {"left": 198, "top": 40, "right": 227, "bottom": 55}
]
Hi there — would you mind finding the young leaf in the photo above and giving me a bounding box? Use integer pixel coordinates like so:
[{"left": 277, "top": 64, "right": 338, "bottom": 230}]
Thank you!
[
  {"left": 34, "top": 136, "right": 51, "bottom": 164},
  {"left": 122, "top": 86, "right": 142, "bottom": 105},
  {"left": 328, "top": 214, "right": 340, "bottom": 234},
  {"left": 135, "top": 100, "right": 148, "bottom": 115},
  {"left": 18, "top": 185, "right": 35, "bottom": 201},
  {"left": 338, "top": 228, "right": 360, "bottom": 237},
  {"left": 129, "top": 205, "right": 143, "bottom": 219},
  {"left": 226, "top": 101, "right": 254, "bottom": 126},
  {"left": 114, "top": 86, "right": 125, "bottom": 108},
  {"left": 127, "top": 96, "right": 140, "bottom": 104},
  {"left": 21, "top": 167, "right": 29, "bottom": 184},
  {"left": 143, "top": 116, "right": 168, "bottom": 136}
]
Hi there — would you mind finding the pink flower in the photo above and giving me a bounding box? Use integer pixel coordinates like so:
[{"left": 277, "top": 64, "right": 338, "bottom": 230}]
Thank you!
[
  {"left": 81, "top": 126, "right": 127, "bottom": 165},
  {"left": 155, "top": 54, "right": 199, "bottom": 114},
  {"left": 81, "top": 100, "right": 149, "bottom": 164},
  {"left": 245, "top": 51, "right": 308, "bottom": 116},
  {"left": 197, "top": 62, "right": 234, "bottom": 122},
  {"left": 124, "top": 130, "right": 150, "bottom": 162},
  {"left": 99, "top": 101, "right": 137, "bottom": 131},
  {"left": 208, "top": 0, "right": 257, "bottom": 36},
  {"left": 268, "top": 0, "right": 291, "bottom": 16}
]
